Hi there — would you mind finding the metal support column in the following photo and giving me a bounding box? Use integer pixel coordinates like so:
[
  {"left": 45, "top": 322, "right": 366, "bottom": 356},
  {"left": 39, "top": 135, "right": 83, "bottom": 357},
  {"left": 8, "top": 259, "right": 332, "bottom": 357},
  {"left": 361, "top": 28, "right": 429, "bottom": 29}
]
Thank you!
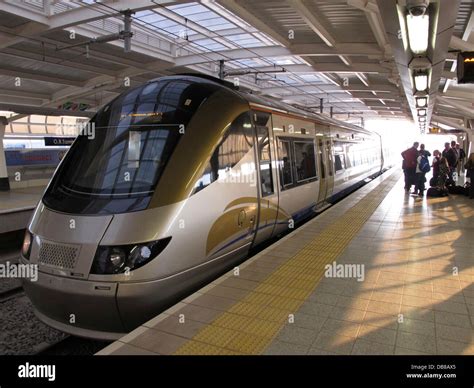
[{"left": 0, "top": 117, "right": 10, "bottom": 191}]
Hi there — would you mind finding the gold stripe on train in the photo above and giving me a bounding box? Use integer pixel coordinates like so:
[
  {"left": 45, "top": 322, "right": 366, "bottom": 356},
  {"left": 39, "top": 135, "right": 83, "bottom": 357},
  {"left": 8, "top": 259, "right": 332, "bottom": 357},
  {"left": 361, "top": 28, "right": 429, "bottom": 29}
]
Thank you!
[{"left": 206, "top": 197, "right": 291, "bottom": 255}]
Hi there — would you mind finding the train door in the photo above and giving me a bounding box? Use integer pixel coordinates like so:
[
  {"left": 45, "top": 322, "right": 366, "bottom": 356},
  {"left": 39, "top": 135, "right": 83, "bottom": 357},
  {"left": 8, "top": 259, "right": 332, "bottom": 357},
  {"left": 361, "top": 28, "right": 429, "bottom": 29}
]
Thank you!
[
  {"left": 316, "top": 131, "right": 335, "bottom": 205},
  {"left": 251, "top": 110, "right": 279, "bottom": 246}
]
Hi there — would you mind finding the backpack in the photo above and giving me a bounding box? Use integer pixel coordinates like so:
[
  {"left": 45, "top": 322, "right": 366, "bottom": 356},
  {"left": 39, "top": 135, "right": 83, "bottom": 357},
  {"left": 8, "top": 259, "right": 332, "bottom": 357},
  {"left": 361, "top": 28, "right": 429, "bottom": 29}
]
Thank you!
[
  {"left": 427, "top": 187, "right": 448, "bottom": 197},
  {"left": 419, "top": 156, "right": 430, "bottom": 173},
  {"left": 448, "top": 185, "right": 468, "bottom": 195}
]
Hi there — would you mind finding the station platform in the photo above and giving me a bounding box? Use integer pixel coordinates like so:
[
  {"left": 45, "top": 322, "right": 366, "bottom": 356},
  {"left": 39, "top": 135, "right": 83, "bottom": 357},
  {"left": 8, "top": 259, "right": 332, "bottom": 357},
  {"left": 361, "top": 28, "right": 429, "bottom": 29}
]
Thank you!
[
  {"left": 97, "top": 168, "right": 474, "bottom": 356},
  {"left": 0, "top": 186, "right": 44, "bottom": 234}
]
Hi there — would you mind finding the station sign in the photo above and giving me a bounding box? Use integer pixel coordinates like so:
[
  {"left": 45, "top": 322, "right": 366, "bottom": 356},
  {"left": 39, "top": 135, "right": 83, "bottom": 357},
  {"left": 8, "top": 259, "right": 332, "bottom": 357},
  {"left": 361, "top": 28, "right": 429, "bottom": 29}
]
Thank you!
[
  {"left": 429, "top": 127, "right": 441, "bottom": 134},
  {"left": 457, "top": 51, "right": 474, "bottom": 84},
  {"left": 44, "top": 137, "right": 76, "bottom": 146},
  {"left": 5, "top": 149, "right": 67, "bottom": 167}
]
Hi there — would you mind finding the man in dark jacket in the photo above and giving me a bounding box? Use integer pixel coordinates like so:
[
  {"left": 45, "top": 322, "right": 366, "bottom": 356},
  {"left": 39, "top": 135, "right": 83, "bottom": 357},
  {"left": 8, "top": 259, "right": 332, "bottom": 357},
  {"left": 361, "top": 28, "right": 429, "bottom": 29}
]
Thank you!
[
  {"left": 456, "top": 144, "right": 466, "bottom": 175},
  {"left": 442, "top": 142, "right": 458, "bottom": 183},
  {"left": 401, "top": 142, "right": 419, "bottom": 192}
]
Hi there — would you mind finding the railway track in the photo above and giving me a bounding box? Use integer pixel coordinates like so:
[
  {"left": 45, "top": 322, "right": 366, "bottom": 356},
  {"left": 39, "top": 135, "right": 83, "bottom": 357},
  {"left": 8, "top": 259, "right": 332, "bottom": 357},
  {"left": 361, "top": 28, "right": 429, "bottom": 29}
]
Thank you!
[
  {"left": 0, "top": 285, "right": 24, "bottom": 303},
  {"left": 0, "top": 271, "right": 108, "bottom": 355},
  {"left": 37, "top": 335, "right": 111, "bottom": 355},
  {"left": 0, "top": 285, "right": 107, "bottom": 355},
  {"left": 0, "top": 247, "right": 97, "bottom": 355}
]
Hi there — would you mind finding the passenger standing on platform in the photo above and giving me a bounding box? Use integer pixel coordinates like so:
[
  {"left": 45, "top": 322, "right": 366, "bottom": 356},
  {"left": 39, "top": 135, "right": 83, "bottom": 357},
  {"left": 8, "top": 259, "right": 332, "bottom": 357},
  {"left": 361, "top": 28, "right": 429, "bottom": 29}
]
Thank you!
[
  {"left": 442, "top": 142, "right": 457, "bottom": 184},
  {"left": 465, "top": 153, "right": 474, "bottom": 199},
  {"left": 456, "top": 144, "right": 466, "bottom": 175},
  {"left": 432, "top": 150, "right": 441, "bottom": 183},
  {"left": 437, "top": 157, "right": 450, "bottom": 189},
  {"left": 401, "top": 142, "right": 419, "bottom": 192},
  {"left": 419, "top": 144, "right": 431, "bottom": 158},
  {"left": 414, "top": 150, "right": 430, "bottom": 197}
]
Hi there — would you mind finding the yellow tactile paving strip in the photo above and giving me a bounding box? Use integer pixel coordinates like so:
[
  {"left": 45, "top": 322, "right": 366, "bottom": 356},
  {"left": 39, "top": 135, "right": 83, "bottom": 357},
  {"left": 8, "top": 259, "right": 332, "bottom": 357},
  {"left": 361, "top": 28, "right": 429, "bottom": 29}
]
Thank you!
[{"left": 174, "top": 172, "right": 402, "bottom": 355}]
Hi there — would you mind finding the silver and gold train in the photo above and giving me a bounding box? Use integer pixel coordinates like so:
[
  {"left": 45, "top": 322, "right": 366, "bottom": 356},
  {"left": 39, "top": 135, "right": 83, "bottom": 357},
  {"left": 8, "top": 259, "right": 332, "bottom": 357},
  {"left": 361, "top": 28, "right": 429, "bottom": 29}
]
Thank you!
[{"left": 20, "top": 75, "right": 394, "bottom": 339}]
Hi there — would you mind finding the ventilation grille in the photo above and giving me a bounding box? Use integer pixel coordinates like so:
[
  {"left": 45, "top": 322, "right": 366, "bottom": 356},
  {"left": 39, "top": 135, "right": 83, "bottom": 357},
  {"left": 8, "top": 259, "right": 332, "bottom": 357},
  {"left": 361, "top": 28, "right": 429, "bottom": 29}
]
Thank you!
[{"left": 39, "top": 240, "right": 79, "bottom": 269}]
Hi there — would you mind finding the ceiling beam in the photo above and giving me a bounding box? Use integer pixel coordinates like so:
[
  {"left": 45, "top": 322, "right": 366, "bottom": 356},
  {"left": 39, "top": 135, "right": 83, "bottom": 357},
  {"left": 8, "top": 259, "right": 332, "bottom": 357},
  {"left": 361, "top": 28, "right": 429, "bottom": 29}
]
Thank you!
[
  {"left": 0, "top": 48, "right": 118, "bottom": 77},
  {"left": 217, "top": 0, "right": 290, "bottom": 46},
  {"left": 443, "top": 89, "right": 474, "bottom": 100},
  {"left": 261, "top": 84, "right": 346, "bottom": 94},
  {"left": 462, "top": 11, "right": 474, "bottom": 41},
  {"left": 432, "top": 114, "right": 466, "bottom": 130},
  {"left": 151, "top": 7, "right": 236, "bottom": 49},
  {"left": 341, "top": 84, "right": 399, "bottom": 93},
  {"left": 175, "top": 46, "right": 290, "bottom": 67},
  {"left": 48, "top": 0, "right": 176, "bottom": 30},
  {"left": 202, "top": 1, "right": 276, "bottom": 46},
  {"left": 437, "top": 96, "right": 474, "bottom": 118},
  {"left": 278, "top": 92, "right": 357, "bottom": 99},
  {"left": 0, "top": 88, "right": 51, "bottom": 101},
  {"left": 286, "top": 0, "right": 353, "bottom": 66},
  {"left": 347, "top": 0, "right": 391, "bottom": 57},
  {"left": 450, "top": 35, "right": 474, "bottom": 52},
  {"left": 0, "top": 65, "right": 84, "bottom": 87},
  {"left": 286, "top": 0, "right": 336, "bottom": 47},
  {"left": 0, "top": 3, "right": 48, "bottom": 25},
  {"left": 253, "top": 63, "right": 389, "bottom": 74},
  {"left": 291, "top": 43, "right": 382, "bottom": 57},
  {"left": 0, "top": 104, "right": 94, "bottom": 118},
  {"left": 175, "top": 43, "right": 384, "bottom": 67},
  {"left": 0, "top": 0, "right": 177, "bottom": 52}
]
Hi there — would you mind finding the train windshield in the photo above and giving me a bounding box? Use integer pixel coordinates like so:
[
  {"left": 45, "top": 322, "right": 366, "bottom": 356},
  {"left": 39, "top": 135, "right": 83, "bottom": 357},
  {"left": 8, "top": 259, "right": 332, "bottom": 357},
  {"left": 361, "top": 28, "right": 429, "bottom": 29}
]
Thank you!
[
  {"left": 43, "top": 78, "right": 218, "bottom": 214},
  {"left": 55, "top": 124, "right": 180, "bottom": 196}
]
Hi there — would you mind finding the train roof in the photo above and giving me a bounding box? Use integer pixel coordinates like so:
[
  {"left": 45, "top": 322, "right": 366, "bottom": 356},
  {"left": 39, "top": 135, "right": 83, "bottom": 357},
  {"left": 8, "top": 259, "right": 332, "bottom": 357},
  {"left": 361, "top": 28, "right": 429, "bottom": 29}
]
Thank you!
[
  {"left": 149, "top": 74, "right": 376, "bottom": 137},
  {"left": 242, "top": 92, "right": 373, "bottom": 136}
]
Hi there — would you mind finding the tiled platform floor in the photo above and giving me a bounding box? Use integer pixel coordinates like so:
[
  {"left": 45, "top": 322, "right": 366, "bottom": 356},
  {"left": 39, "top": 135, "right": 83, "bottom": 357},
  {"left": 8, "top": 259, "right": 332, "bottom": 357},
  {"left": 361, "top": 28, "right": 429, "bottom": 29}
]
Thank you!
[{"left": 98, "top": 168, "right": 474, "bottom": 355}]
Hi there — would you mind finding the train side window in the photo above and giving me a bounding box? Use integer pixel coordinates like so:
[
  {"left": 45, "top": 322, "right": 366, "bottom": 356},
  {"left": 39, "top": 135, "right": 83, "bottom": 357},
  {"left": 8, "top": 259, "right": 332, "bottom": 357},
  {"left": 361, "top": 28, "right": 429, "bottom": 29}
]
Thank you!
[
  {"left": 277, "top": 139, "right": 293, "bottom": 188},
  {"left": 334, "top": 154, "right": 345, "bottom": 171},
  {"left": 256, "top": 123, "right": 274, "bottom": 197},
  {"left": 192, "top": 112, "right": 253, "bottom": 194},
  {"left": 333, "top": 142, "right": 346, "bottom": 172},
  {"left": 293, "top": 141, "right": 317, "bottom": 182},
  {"left": 326, "top": 140, "right": 333, "bottom": 176},
  {"left": 318, "top": 139, "right": 325, "bottom": 179}
]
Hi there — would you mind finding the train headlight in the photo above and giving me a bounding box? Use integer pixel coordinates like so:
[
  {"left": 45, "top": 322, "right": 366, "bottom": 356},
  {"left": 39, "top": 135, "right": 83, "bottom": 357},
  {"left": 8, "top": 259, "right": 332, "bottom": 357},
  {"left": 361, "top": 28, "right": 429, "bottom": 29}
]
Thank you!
[
  {"left": 109, "top": 248, "right": 127, "bottom": 271},
  {"left": 91, "top": 237, "right": 172, "bottom": 275},
  {"left": 21, "top": 230, "right": 33, "bottom": 260}
]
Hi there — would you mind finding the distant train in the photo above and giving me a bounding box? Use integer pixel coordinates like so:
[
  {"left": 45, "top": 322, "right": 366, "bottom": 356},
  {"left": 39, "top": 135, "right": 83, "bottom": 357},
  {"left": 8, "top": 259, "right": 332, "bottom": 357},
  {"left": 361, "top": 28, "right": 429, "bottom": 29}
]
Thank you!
[{"left": 21, "top": 75, "right": 394, "bottom": 339}]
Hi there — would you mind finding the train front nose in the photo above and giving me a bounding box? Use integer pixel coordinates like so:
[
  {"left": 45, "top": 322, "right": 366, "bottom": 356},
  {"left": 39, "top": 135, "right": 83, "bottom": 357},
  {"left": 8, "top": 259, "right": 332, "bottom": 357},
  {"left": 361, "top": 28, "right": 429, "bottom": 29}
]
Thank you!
[
  {"left": 22, "top": 205, "right": 126, "bottom": 340},
  {"left": 22, "top": 270, "right": 124, "bottom": 340}
]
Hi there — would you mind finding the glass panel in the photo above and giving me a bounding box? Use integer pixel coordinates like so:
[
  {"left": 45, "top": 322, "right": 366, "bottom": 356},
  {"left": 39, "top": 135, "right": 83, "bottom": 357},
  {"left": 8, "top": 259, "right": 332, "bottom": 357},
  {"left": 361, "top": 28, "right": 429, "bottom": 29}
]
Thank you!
[
  {"left": 278, "top": 139, "right": 293, "bottom": 188},
  {"left": 193, "top": 112, "right": 253, "bottom": 194},
  {"left": 11, "top": 117, "right": 29, "bottom": 133},
  {"left": 294, "top": 141, "right": 317, "bottom": 182},
  {"left": 334, "top": 142, "right": 346, "bottom": 172},
  {"left": 260, "top": 163, "right": 273, "bottom": 196},
  {"left": 54, "top": 124, "right": 181, "bottom": 195},
  {"left": 256, "top": 120, "right": 273, "bottom": 197},
  {"left": 44, "top": 78, "right": 218, "bottom": 215},
  {"left": 334, "top": 154, "right": 345, "bottom": 171},
  {"left": 30, "top": 123, "right": 46, "bottom": 134},
  {"left": 30, "top": 115, "right": 45, "bottom": 124}
]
